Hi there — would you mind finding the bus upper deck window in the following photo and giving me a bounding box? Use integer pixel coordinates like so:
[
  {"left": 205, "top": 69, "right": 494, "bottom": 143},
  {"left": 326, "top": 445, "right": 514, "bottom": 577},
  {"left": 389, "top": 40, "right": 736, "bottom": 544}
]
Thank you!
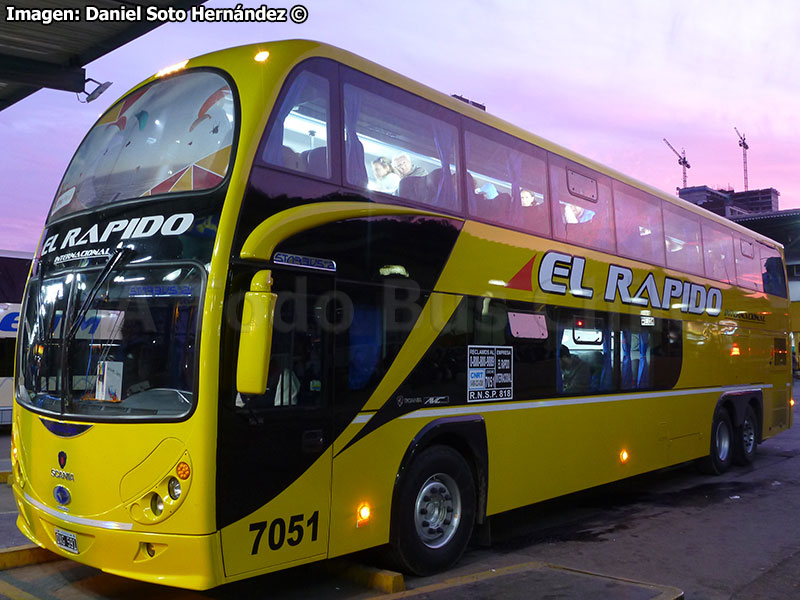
[
  {"left": 549, "top": 155, "right": 615, "bottom": 254},
  {"left": 613, "top": 181, "right": 666, "bottom": 267},
  {"left": 662, "top": 203, "right": 704, "bottom": 277},
  {"left": 760, "top": 244, "right": 787, "bottom": 298},
  {"left": 262, "top": 70, "right": 331, "bottom": 179},
  {"left": 342, "top": 73, "right": 460, "bottom": 213},
  {"left": 735, "top": 235, "right": 762, "bottom": 291},
  {"left": 464, "top": 125, "right": 549, "bottom": 237}
]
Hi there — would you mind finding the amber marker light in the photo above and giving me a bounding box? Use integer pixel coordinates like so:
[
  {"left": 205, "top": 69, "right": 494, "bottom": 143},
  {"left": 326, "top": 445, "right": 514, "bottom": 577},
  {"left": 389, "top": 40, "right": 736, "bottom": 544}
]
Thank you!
[
  {"left": 356, "top": 503, "right": 371, "bottom": 527},
  {"left": 731, "top": 345, "right": 741, "bottom": 357},
  {"left": 254, "top": 51, "right": 270, "bottom": 62},
  {"left": 620, "top": 449, "right": 630, "bottom": 464},
  {"left": 791, "top": 398, "right": 795, "bottom": 407},
  {"left": 176, "top": 462, "right": 191, "bottom": 480}
]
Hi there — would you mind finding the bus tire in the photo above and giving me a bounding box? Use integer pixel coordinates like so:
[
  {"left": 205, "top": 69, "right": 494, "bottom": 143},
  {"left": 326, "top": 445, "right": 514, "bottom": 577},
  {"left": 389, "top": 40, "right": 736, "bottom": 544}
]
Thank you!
[
  {"left": 697, "top": 406, "right": 734, "bottom": 475},
  {"left": 391, "top": 445, "right": 476, "bottom": 576},
  {"left": 733, "top": 404, "right": 758, "bottom": 466}
]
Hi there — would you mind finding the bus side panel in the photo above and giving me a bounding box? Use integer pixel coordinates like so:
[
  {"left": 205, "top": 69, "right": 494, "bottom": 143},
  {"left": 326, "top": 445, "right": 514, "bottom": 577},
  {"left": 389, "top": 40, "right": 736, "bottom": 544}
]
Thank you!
[
  {"left": 219, "top": 449, "right": 332, "bottom": 579},
  {"left": 328, "top": 421, "right": 418, "bottom": 558},
  {"left": 481, "top": 399, "right": 662, "bottom": 514}
]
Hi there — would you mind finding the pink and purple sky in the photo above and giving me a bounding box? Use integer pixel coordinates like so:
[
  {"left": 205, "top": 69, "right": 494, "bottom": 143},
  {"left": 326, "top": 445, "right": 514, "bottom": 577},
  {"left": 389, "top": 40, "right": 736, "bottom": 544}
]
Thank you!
[{"left": 2, "top": 0, "right": 798, "bottom": 252}]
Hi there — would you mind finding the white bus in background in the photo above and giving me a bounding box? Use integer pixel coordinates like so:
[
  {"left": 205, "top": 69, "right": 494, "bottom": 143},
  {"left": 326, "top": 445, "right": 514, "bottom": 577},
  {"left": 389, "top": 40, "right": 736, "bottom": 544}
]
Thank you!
[{"left": 0, "top": 250, "right": 32, "bottom": 425}]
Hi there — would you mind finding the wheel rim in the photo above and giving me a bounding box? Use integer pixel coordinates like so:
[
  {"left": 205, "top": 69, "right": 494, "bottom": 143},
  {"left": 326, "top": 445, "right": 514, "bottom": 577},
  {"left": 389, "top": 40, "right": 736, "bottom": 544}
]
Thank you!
[
  {"left": 715, "top": 420, "right": 731, "bottom": 461},
  {"left": 414, "top": 473, "right": 461, "bottom": 549},
  {"left": 742, "top": 417, "right": 755, "bottom": 454}
]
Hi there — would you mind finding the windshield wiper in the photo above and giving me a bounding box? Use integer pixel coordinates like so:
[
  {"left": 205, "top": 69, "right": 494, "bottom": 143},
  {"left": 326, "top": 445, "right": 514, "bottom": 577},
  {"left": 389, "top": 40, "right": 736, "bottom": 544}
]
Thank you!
[
  {"left": 59, "top": 245, "right": 133, "bottom": 409},
  {"left": 65, "top": 245, "right": 133, "bottom": 344}
]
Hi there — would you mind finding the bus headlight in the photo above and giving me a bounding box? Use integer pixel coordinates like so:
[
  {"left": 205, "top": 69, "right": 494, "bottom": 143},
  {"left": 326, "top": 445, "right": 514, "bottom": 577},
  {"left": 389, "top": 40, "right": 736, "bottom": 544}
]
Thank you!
[
  {"left": 151, "top": 494, "right": 164, "bottom": 516},
  {"left": 127, "top": 453, "right": 192, "bottom": 524},
  {"left": 168, "top": 477, "right": 181, "bottom": 500}
]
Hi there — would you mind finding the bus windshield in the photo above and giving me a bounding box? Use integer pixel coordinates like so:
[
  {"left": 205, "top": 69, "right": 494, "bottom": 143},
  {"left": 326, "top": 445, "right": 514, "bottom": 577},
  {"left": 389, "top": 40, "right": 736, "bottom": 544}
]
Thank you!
[
  {"left": 16, "top": 262, "right": 204, "bottom": 420},
  {"left": 49, "top": 70, "right": 235, "bottom": 222}
]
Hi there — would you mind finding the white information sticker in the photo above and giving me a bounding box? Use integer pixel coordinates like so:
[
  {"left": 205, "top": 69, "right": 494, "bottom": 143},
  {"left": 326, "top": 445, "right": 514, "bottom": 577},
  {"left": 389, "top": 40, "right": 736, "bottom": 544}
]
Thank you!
[{"left": 467, "top": 345, "right": 513, "bottom": 402}]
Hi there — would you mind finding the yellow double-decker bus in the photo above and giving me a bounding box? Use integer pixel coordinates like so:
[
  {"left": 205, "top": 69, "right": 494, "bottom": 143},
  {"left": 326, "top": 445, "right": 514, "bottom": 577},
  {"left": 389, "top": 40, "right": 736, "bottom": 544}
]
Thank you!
[{"left": 11, "top": 40, "right": 792, "bottom": 589}]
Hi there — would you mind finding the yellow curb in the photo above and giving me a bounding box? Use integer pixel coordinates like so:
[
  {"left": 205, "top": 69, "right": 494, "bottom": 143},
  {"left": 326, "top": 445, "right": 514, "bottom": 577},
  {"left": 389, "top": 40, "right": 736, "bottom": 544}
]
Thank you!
[
  {"left": 0, "top": 544, "right": 60, "bottom": 570},
  {"left": 384, "top": 562, "right": 542, "bottom": 598},
  {"left": 326, "top": 560, "right": 406, "bottom": 594}
]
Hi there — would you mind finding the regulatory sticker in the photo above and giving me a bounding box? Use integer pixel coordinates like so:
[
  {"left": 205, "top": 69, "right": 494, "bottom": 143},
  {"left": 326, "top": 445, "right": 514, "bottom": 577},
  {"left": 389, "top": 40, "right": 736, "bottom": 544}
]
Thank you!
[{"left": 467, "top": 345, "right": 513, "bottom": 402}]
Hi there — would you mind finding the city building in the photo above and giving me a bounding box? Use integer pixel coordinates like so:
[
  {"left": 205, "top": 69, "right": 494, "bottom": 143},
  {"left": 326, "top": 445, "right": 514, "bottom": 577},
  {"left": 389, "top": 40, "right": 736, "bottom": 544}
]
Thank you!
[{"left": 679, "top": 186, "right": 780, "bottom": 217}]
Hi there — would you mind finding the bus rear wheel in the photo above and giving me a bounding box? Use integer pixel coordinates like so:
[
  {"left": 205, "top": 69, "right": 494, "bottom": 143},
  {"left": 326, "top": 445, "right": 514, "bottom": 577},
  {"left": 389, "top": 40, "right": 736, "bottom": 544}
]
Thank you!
[
  {"left": 697, "top": 406, "right": 733, "bottom": 475},
  {"left": 733, "top": 405, "right": 758, "bottom": 466},
  {"left": 391, "top": 445, "right": 476, "bottom": 576}
]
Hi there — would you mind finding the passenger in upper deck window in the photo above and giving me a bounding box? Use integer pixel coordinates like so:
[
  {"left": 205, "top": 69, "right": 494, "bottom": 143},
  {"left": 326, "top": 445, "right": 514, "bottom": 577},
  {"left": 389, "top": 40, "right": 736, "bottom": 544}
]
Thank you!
[
  {"left": 562, "top": 201, "right": 595, "bottom": 224},
  {"left": 370, "top": 157, "right": 401, "bottom": 194},
  {"left": 521, "top": 188, "right": 543, "bottom": 207},
  {"left": 392, "top": 153, "right": 427, "bottom": 178},
  {"left": 477, "top": 182, "right": 498, "bottom": 200}
]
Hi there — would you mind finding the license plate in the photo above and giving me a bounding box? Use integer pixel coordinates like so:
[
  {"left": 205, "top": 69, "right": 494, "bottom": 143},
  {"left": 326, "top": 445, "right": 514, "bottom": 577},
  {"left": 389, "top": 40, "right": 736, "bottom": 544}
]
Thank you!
[{"left": 54, "top": 528, "right": 79, "bottom": 554}]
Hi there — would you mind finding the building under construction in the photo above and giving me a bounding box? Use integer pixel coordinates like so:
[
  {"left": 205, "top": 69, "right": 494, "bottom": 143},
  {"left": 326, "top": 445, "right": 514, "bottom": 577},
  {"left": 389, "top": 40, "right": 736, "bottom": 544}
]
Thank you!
[{"left": 679, "top": 186, "right": 780, "bottom": 217}]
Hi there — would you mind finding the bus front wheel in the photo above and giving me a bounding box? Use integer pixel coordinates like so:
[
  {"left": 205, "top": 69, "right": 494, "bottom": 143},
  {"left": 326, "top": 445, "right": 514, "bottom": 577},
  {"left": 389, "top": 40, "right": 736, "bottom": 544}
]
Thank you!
[
  {"left": 733, "top": 404, "right": 758, "bottom": 466},
  {"left": 697, "top": 406, "right": 734, "bottom": 475},
  {"left": 391, "top": 445, "right": 476, "bottom": 576}
]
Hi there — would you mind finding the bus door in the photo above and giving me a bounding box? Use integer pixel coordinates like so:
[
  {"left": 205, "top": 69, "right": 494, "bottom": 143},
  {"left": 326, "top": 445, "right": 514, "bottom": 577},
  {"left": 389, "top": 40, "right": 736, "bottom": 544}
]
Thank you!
[{"left": 221, "top": 268, "right": 335, "bottom": 576}]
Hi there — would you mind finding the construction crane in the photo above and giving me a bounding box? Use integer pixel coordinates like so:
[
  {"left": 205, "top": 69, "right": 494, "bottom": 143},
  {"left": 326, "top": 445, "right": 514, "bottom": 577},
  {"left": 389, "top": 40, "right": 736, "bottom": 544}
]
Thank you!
[
  {"left": 663, "top": 138, "right": 691, "bottom": 191},
  {"left": 735, "top": 127, "right": 749, "bottom": 191}
]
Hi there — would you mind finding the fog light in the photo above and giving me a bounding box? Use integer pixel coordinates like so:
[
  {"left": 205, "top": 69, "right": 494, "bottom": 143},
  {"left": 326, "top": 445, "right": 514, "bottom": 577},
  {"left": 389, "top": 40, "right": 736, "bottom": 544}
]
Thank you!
[
  {"left": 168, "top": 477, "right": 181, "bottom": 500},
  {"left": 146, "top": 543, "right": 156, "bottom": 557},
  {"left": 151, "top": 494, "right": 164, "bottom": 516}
]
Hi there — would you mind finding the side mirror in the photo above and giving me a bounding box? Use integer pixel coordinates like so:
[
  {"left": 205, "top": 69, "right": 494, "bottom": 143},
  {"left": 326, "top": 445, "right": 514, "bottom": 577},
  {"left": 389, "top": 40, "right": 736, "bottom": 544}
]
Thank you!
[{"left": 236, "top": 270, "right": 277, "bottom": 395}]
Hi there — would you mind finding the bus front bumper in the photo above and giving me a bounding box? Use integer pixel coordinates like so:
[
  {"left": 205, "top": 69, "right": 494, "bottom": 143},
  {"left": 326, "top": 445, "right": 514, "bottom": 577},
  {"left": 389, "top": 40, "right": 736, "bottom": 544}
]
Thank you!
[{"left": 13, "top": 484, "right": 224, "bottom": 590}]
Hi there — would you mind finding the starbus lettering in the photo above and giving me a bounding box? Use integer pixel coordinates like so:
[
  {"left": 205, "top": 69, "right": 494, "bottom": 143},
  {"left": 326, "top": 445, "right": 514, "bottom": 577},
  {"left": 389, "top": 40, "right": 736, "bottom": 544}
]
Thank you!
[{"left": 41, "top": 213, "right": 195, "bottom": 256}]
